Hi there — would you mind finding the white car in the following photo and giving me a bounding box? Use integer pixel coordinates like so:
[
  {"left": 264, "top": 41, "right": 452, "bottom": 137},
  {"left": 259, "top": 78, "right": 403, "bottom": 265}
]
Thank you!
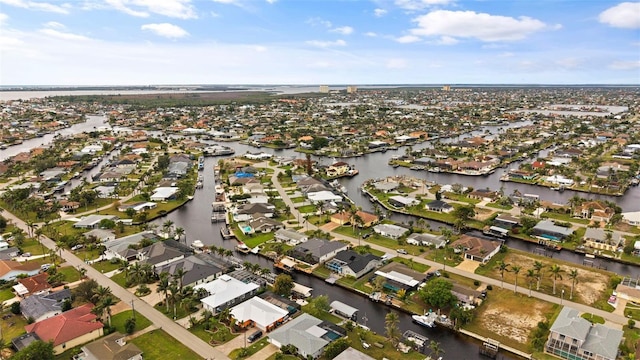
[
  {"left": 396, "top": 249, "right": 408, "bottom": 255},
  {"left": 41, "top": 264, "right": 53, "bottom": 271}
]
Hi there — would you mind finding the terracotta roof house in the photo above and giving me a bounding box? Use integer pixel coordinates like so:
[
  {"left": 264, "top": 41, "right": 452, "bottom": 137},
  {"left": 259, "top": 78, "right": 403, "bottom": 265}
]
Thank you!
[
  {"left": 574, "top": 201, "right": 615, "bottom": 224},
  {"left": 13, "top": 273, "right": 51, "bottom": 297},
  {"left": 450, "top": 235, "right": 501, "bottom": 264},
  {"left": 78, "top": 331, "right": 143, "bottom": 360},
  {"left": 0, "top": 260, "right": 41, "bottom": 281},
  {"left": 24, "top": 303, "right": 104, "bottom": 354}
]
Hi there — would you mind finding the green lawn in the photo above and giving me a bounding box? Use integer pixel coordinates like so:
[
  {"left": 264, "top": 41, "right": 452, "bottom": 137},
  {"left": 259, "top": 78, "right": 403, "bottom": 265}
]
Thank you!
[
  {"left": 92, "top": 260, "right": 122, "bottom": 274},
  {"left": 110, "top": 310, "right": 152, "bottom": 333},
  {"left": 301, "top": 305, "right": 342, "bottom": 324},
  {"left": 296, "top": 205, "right": 316, "bottom": 213},
  {"left": 228, "top": 337, "right": 269, "bottom": 359},
  {"left": 541, "top": 212, "right": 590, "bottom": 225},
  {"left": 153, "top": 301, "right": 198, "bottom": 320},
  {"left": 189, "top": 321, "right": 238, "bottom": 345},
  {"left": 130, "top": 330, "right": 203, "bottom": 360},
  {"left": 236, "top": 232, "right": 274, "bottom": 248},
  {"left": 0, "top": 288, "right": 16, "bottom": 302},
  {"left": 391, "top": 257, "right": 430, "bottom": 273},
  {"left": 486, "top": 202, "right": 513, "bottom": 210},
  {"left": 20, "top": 238, "right": 48, "bottom": 255},
  {"left": 58, "top": 266, "right": 82, "bottom": 283},
  {"left": 581, "top": 313, "right": 605, "bottom": 324},
  {"left": 0, "top": 310, "right": 27, "bottom": 341},
  {"left": 110, "top": 271, "right": 129, "bottom": 288}
]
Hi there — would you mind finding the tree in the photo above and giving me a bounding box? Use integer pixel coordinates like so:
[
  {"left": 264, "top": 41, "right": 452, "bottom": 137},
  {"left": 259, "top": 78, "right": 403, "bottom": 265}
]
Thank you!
[
  {"left": 323, "top": 338, "right": 349, "bottom": 359},
  {"left": 273, "top": 274, "right": 294, "bottom": 297},
  {"left": 533, "top": 261, "right": 544, "bottom": 291},
  {"left": 12, "top": 340, "right": 54, "bottom": 360},
  {"left": 175, "top": 227, "right": 185, "bottom": 242},
  {"left": 73, "top": 279, "right": 99, "bottom": 303},
  {"left": 549, "top": 264, "right": 564, "bottom": 295},
  {"left": 429, "top": 340, "right": 444, "bottom": 359},
  {"left": 385, "top": 312, "right": 401, "bottom": 346},
  {"left": 568, "top": 269, "right": 579, "bottom": 300},
  {"left": 525, "top": 269, "right": 536, "bottom": 297},
  {"left": 92, "top": 285, "right": 113, "bottom": 305},
  {"left": 372, "top": 276, "right": 386, "bottom": 292},
  {"left": 125, "top": 317, "right": 137, "bottom": 334},
  {"left": 308, "top": 295, "right": 331, "bottom": 315},
  {"left": 173, "top": 268, "right": 187, "bottom": 291},
  {"left": 496, "top": 261, "right": 510, "bottom": 289},
  {"left": 419, "top": 278, "right": 457, "bottom": 309},
  {"left": 511, "top": 265, "right": 522, "bottom": 294},
  {"left": 11, "top": 301, "right": 21, "bottom": 314}
]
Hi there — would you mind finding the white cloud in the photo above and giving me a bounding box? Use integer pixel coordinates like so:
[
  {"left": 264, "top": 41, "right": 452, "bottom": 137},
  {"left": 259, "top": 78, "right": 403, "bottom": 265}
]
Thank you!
[
  {"left": 252, "top": 45, "right": 267, "bottom": 52},
  {"left": 609, "top": 60, "right": 640, "bottom": 70},
  {"left": 364, "top": 32, "right": 377, "bottom": 37},
  {"left": 499, "top": 52, "right": 515, "bottom": 58},
  {"left": 599, "top": 2, "right": 640, "bottom": 29},
  {"left": 410, "top": 10, "right": 548, "bottom": 42},
  {"left": 0, "top": 0, "right": 69, "bottom": 14},
  {"left": 141, "top": 23, "right": 189, "bottom": 38},
  {"left": 0, "top": 13, "right": 8, "bottom": 25},
  {"left": 386, "top": 58, "right": 408, "bottom": 69},
  {"left": 394, "top": 0, "right": 454, "bottom": 11},
  {"left": 330, "top": 26, "right": 353, "bottom": 35},
  {"left": 265, "top": 0, "right": 276, "bottom": 3},
  {"left": 211, "top": 0, "right": 240, "bottom": 3},
  {"left": 436, "top": 35, "right": 458, "bottom": 45},
  {"left": 305, "top": 39, "right": 346, "bottom": 48},
  {"left": 396, "top": 35, "right": 421, "bottom": 43},
  {"left": 374, "top": 8, "right": 387, "bottom": 17},
  {"left": 306, "top": 17, "right": 332, "bottom": 28},
  {"left": 43, "top": 21, "right": 66, "bottom": 29},
  {"left": 106, "top": 0, "right": 196, "bottom": 19},
  {"left": 39, "top": 28, "right": 90, "bottom": 41}
]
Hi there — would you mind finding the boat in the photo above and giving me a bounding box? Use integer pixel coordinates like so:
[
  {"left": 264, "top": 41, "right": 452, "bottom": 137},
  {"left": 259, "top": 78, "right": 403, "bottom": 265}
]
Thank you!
[
  {"left": 412, "top": 312, "right": 437, "bottom": 328},
  {"left": 235, "top": 243, "right": 250, "bottom": 254},
  {"left": 191, "top": 240, "right": 205, "bottom": 250},
  {"left": 220, "top": 226, "right": 235, "bottom": 239}
]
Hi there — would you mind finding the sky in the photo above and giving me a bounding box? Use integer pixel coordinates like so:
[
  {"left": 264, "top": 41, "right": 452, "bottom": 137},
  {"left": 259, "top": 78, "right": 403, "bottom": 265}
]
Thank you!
[{"left": 0, "top": 0, "right": 639, "bottom": 85}]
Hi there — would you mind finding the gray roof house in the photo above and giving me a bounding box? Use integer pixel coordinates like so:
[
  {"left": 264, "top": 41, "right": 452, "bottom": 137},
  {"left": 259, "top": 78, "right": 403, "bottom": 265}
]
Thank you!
[
  {"left": 138, "top": 241, "right": 188, "bottom": 269},
  {"left": 532, "top": 220, "right": 574, "bottom": 241},
  {"left": 275, "top": 229, "right": 309, "bottom": 245},
  {"left": 73, "top": 215, "right": 119, "bottom": 229},
  {"left": 407, "top": 233, "right": 447, "bottom": 248},
  {"left": 325, "top": 250, "right": 381, "bottom": 278},
  {"left": 155, "top": 255, "right": 223, "bottom": 288},
  {"left": 103, "top": 231, "right": 158, "bottom": 261},
  {"left": 583, "top": 228, "right": 623, "bottom": 252},
  {"left": 268, "top": 313, "right": 345, "bottom": 359},
  {"left": 373, "top": 224, "right": 409, "bottom": 239},
  {"left": 388, "top": 195, "right": 419, "bottom": 208},
  {"left": 425, "top": 200, "right": 454, "bottom": 213},
  {"left": 546, "top": 307, "right": 622, "bottom": 360},
  {"left": 20, "top": 289, "right": 71, "bottom": 323},
  {"left": 83, "top": 229, "right": 116, "bottom": 242},
  {"left": 79, "top": 331, "right": 143, "bottom": 360},
  {"left": 288, "top": 238, "right": 349, "bottom": 265}
]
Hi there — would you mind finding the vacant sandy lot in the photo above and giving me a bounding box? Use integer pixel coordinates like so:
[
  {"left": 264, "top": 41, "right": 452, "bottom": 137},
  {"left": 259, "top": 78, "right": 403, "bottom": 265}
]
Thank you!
[{"left": 481, "top": 301, "right": 548, "bottom": 344}]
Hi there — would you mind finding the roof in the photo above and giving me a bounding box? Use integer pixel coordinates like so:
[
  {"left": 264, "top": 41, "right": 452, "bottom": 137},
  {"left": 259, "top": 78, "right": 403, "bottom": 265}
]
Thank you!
[
  {"left": 156, "top": 255, "right": 222, "bottom": 285},
  {"left": 450, "top": 235, "right": 501, "bottom": 259},
  {"left": 24, "top": 303, "right": 103, "bottom": 346},
  {"left": 333, "top": 347, "right": 376, "bottom": 360},
  {"left": 373, "top": 224, "right": 408, "bottom": 237},
  {"left": 104, "top": 231, "right": 156, "bottom": 255},
  {"left": 81, "top": 331, "right": 143, "bottom": 360},
  {"left": 292, "top": 238, "right": 349, "bottom": 261},
  {"left": 427, "top": 200, "right": 453, "bottom": 209},
  {"left": 275, "top": 229, "right": 308, "bottom": 241},
  {"left": 231, "top": 297, "right": 288, "bottom": 329},
  {"left": 11, "top": 333, "right": 40, "bottom": 351},
  {"left": 195, "top": 275, "right": 259, "bottom": 309},
  {"left": 0, "top": 259, "right": 41, "bottom": 278},
  {"left": 332, "top": 250, "right": 380, "bottom": 273},
  {"left": 139, "top": 241, "right": 185, "bottom": 266},
  {"left": 20, "top": 289, "right": 71, "bottom": 321},
  {"left": 330, "top": 301, "right": 358, "bottom": 317},
  {"left": 150, "top": 187, "right": 178, "bottom": 199},
  {"left": 533, "top": 220, "right": 574, "bottom": 236},
  {"left": 268, "top": 313, "right": 329, "bottom": 356},
  {"left": 551, "top": 307, "right": 622, "bottom": 359},
  {"left": 584, "top": 228, "right": 621, "bottom": 243},
  {"left": 74, "top": 215, "right": 119, "bottom": 228},
  {"left": 17, "top": 273, "right": 51, "bottom": 295},
  {"left": 407, "top": 233, "right": 446, "bottom": 247}
]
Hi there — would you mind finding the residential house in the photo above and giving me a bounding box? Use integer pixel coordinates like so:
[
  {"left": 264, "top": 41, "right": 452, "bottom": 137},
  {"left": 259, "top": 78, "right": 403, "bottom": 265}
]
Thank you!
[
  {"left": 532, "top": 220, "right": 574, "bottom": 241},
  {"left": 274, "top": 229, "right": 308, "bottom": 246},
  {"left": 0, "top": 260, "right": 41, "bottom": 281},
  {"left": 306, "top": 190, "right": 342, "bottom": 203},
  {"left": 468, "top": 189, "right": 499, "bottom": 202},
  {"left": 451, "top": 282, "right": 482, "bottom": 306},
  {"left": 20, "top": 289, "right": 72, "bottom": 323},
  {"left": 450, "top": 235, "right": 501, "bottom": 264},
  {"left": 574, "top": 201, "right": 615, "bottom": 224},
  {"left": 233, "top": 203, "right": 275, "bottom": 222},
  {"left": 78, "top": 331, "right": 143, "bottom": 360},
  {"left": 103, "top": 231, "right": 158, "bottom": 261},
  {"left": 287, "top": 238, "right": 349, "bottom": 266},
  {"left": 373, "top": 262, "right": 423, "bottom": 293},
  {"left": 493, "top": 214, "right": 520, "bottom": 229},
  {"left": 150, "top": 187, "right": 179, "bottom": 201},
  {"left": 13, "top": 273, "right": 51, "bottom": 297},
  {"left": 372, "top": 224, "right": 409, "bottom": 239},
  {"left": 167, "top": 154, "right": 192, "bottom": 178},
  {"left": 333, "top": 347, "right": 375, "bottom": 360},
  {"left": 117, "top": 202, "right": 157, "bottom": 213},
  {"left": 406, "top": 233, "right": 446, "bottom": 248},
  {"left": 155, "top": 255, "right": 223, "bottom": 288},
  {"left": 622, "top": 211, "right": 640, "bottom": 226},
  {"left": 0, "top": 247, "right": 20, "bottom": 260},
  {"left": 325, "top": 250, "right": 380, "bottom": 278},
  {"left": 583, "top": 228, "right": 623, "bottom": 252},
  {"left": 388, "top": 195, "right": 419, "bottom": 208},
  {"left": 330, "top": 211, "right": 378, "bottom": 228},
  {"left": 195, "top": 275, "right": 260, "bottom": 313},
  {"left": 24, "top": 304, "right": 104, "bottom": 354},
  {"left": 83, "top": 229, "right": 116, "bottom": 243},
  {"left": 372, "top": 181, "right": 399, "bottom": 193},
  {"left": 231, "top": 297, "right": 289, "bottom": 332},
  {"left": 425, "top": 200, "right": 454, "bottom": 213},
  {"left": 138, "top": 241, "right": 189, "bottom": 269},
  {"left": 326, "top": 162, "right": 350, "bottom": 178},
  {"left": 73, "top": 215, "right": 119, "bottom": 229},
  {"left": 248, "top": 215, "right": 284, "bottom": 233},
  {"left": 268, "top": 313, "right": 346, "bottom": 359},
  {"left": 546, "top": 307, "right": 622, "bottom": 360}
]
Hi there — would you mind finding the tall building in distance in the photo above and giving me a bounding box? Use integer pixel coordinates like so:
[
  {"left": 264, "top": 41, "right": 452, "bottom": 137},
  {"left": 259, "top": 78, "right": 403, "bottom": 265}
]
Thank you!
[
  {"left": 442, "top": 85, "right": 451, "bottom": 91},
  {"left": 319, "top": 85, "right": 329, "bottom": 93},
  {"left": 346, "top": 86, "right": 358, "bottom": 94}
]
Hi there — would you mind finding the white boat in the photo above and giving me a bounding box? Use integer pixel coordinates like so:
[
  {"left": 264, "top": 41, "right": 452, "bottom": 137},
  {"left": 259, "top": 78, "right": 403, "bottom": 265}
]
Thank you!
[
  {"left": 412, "top": 312, "right": 437, "bottom": 328},
  {"left": 191, "top": 240, "right": 204, "bottom": 249}
]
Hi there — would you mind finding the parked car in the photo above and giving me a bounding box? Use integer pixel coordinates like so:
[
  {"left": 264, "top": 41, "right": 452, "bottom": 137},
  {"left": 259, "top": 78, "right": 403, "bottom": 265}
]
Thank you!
[
  {"left": 247, "top": 330, "right": 263, "bottom": 343},
  {"left": 22, "top": 252, "right": 31, "bottom": 258},
  {"left": 41, "top": 264, "right": 53, "bottom": 271},
  {"left": 396, "top": 249, "right": 408, "bottom": 255},
  {"left": 71, "top": 244, "right": 84, "bottom": 251}
]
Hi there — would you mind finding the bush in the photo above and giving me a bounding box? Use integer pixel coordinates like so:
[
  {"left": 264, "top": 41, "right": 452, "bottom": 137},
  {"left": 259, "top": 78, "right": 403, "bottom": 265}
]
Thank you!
[
  {"left": 11, "top": 301, "right": 21, "bottom": 314},
  {"left": 473, "top": 280, "right": 480, "bottom": 286},
  {"left": 125, "top": 317, "right": 136, "bottom": 334},
  {"left": 629, "top": 319, "right": 636, "bottom": 329},
  {"left": 486, "top": 285, "right": 493, "bottom": 291}
]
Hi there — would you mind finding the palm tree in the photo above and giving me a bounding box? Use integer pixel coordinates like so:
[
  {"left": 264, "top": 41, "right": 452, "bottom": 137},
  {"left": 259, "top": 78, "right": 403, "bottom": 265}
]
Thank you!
[
  {"left": 100, "top": 296, "right": 114, "bottom": 327},
  {"left": 496, "top": 261, "right": 510, "bottom": 289},
  {"left": 162, "top": 220, "right": 174, "bottom": 237},
  {"left": 384, "top": 312, "right": 401, "bottom": 346},
  {"left": 429, "top": 340, "right": 444, "bottom": 359},
  {"left": 568, "top": 269, "right": 579, "bottom": 300},
  {"left": 549, "top": 264, "right": 564, "bottom": 295},
  {"left": 224, "top": 249, "right": 233, "bottom": 258},
  {"left": 533, "top": 261, "right": 544, "bottom": 291},
  {"left": 158, "top": 273, "right": 171, "bottom": 312},
  {"left": 511, "top": 265, "right": 522, "bottom": 294},
  {"left": 173, "top": 268, "right": 187, "bottom": 291},
  {"left": 525, "top": 269, "right": 536, "bottom": 297},
  {"left": 128, "top": 263, "right": 144, "bottom": 286},
  {"left": 175, "top": 227, "right": 185, "bottom": 242},
  {"left": 92, "top": 285, "right": 112, "bottom": 304}
]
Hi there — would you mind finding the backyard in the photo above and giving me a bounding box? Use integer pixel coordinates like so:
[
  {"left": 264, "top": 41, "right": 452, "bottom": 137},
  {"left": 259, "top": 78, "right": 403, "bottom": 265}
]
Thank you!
[{"left": 130, "top": 329, "right": 203, "bottom": 360}]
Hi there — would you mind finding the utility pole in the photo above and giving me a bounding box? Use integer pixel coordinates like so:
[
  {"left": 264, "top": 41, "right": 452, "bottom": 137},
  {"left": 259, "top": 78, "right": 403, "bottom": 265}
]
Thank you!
[{"left": 131, "top": 299, "right": 136, "bottom": 320}]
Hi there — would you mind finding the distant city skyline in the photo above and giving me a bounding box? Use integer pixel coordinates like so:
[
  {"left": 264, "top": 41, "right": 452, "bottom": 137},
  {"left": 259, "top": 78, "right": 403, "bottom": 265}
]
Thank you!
[{"left": 0, "top": 0, "right": 639, "bottom": 85}]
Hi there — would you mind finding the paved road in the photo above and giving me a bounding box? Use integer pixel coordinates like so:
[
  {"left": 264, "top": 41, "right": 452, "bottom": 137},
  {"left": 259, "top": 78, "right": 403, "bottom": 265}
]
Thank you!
[
  {"left": 267, "top": 164, "right": 630, "bottom": 326},
  {"left": 2, "top": 209, "right": 229, "bottom": 360}
]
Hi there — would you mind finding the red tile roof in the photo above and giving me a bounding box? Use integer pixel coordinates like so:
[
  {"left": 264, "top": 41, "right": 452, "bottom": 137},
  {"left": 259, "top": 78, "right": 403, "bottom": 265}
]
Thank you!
[
  {"left": 25, "top": 303, "right": 103, "bottom": 346},
  {"left": 18, "top": 273, "right": 51, "bottom": 295}
]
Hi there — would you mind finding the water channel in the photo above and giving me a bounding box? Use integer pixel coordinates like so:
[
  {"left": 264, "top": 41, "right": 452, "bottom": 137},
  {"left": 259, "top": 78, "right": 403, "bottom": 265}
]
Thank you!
[{"left": 4, "top": 113, "right": 640, "bottom": 359}]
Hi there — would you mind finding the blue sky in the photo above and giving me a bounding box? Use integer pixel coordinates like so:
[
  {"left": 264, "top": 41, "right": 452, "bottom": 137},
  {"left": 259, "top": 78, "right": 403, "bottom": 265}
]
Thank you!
[{"left": 0, "top": 0, "right": 638, "bottom": 85}]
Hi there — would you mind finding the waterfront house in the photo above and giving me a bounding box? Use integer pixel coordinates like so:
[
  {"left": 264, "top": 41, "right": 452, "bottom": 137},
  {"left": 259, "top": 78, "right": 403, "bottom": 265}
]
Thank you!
[
  {"left": 83, "top": 229, "right": 116, "bottom": 243},
  {"left": 20, "top": 289, "right": 72, "bottom": 323},
  {"left": 24, "top": 304, "right": 104, "bottom": 354},
  {"left": 326, "top": 161, "right": 350, "bottom": 178},
  {"left": 267, "top": 313, "right": 346, "bottom": 359},
  {"left": 138, "top": 240, "right": 188, "bottom": 269},
  {"left": 468, "top": 189, "right": 499, "bottom": 202},
  {"left": 574, "top": 201, "right": 614, "bottom": 224},
  {"left": 233, "top": 203, "right": 275, "bottom": 222},
  {"left": 333, "top": 347, "right": 375, "bottom": 360},
  {"left": 117, "top": 202, "right": 157, "bottom": 213},
  {"left": 330, "top": 210, "right": 378, "bottom": 228},
  {"left": 406, "top": 233, "right": 446, "bottom": 248},
  {"left": 425, "top": 200, "right": 454, "bottom": 213},
  {"left": 325, "top": 250, "right": 381, "bottom": 278},
  {"left": 388, "top": 195, "right": 419, "bottom": 208},
  {"left": 77, "top": 331, "right": 143, "bottom": 360},
  {"left": 372, "top": 181, "right": 399, "bottom": 193},
  {"left": 103, "top": 231, "right": 158, "bottom": 261},
  {"left": 493, "top": 214, "right": 520, "bottom": 229},
  {"left": 374, "top": 262, "right": 422, "bottom": 293},
  {"left": 230, "top": 297, "right": 288, "bottom": 332},
  {"left": 150, "top": 187, "right": 179, "bottom": 201},
  {"left": 532, "top": 220, "right": 574, "bottom": 241},
  {"left": 287, "top": 238, "right": 349, "bottom": 266},
  {"left": 0, "top": 260, "right": 41, "bottom": 281},
  {"left": 195, "top": 275, "right": 260, "bottom": 313},
  {"left": 450, "top": 235, "right": 501, "bottom": 264},
  {"left": 156, "top": 255, "right": 223, "bottom": 288},
  {"left": 583, "top": 228, "right": 622, "bottom": 252},
  {"left": 372, "top": 224, "right": 409, "bottom": 239},
  {"left": 546, "top": 307, "right": 622, "bottom": 360},
  {"left": 622, "top": 211, "right": 640, "bottom": 226},
  {"left": 73, "top": 215, "right": 119, "bottom": 229},
  {"left": 248, "top": 215, "right": 284, "bottom": 233},
  {"left": 275, "top": 229, "right": 309, "bottom": 245}
]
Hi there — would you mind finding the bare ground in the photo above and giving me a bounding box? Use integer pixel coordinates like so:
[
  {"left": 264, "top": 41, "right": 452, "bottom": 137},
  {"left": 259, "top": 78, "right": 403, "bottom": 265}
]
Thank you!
[{"left": 481, "top": 301, "right": 548, "bottom": 344}]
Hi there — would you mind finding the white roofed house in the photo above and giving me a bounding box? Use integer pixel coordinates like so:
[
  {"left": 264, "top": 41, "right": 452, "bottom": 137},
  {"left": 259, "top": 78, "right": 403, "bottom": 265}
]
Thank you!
[
  {"left": 388, "top": 195, "right": 419, "bottom": 208},
  {"left": 230, "top": 297, "right": 288, "bottom": 332},
  {"left": 373, "top": 224, "right": 408, "bottom": 239},
  {"left": 150, "top": 187, "right": 179, "bottom": 201},
  {"left": 306, "top": 190, "right": 342, "bottom": 203},
  {"left": 73, "top": 215, "right": 119, "bottom": 229},
  {"left": 267, "top": 313, "right": 346, "bottom": 359},
  {"left": 622, "top": 211, "right": 640, "bottom": 226},
  {"left": 275, "top": 229, "right": 308, "bottom": 246},
  {"left": 195, "top": 275, "right": 260, "bottom": 313}
]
